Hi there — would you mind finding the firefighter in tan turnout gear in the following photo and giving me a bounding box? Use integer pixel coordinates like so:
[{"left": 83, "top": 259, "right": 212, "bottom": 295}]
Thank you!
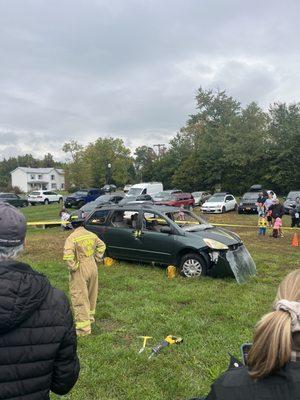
[{"left": 63, "top": 221, "right": 106, "bottom": 336}]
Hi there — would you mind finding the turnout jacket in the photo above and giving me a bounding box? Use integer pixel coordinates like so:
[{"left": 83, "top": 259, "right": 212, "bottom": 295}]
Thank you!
[
  {"left": 0, "top": 260, "right": 79, "bottom": 400},
  {"left": 205, "top": 362, "right": 300, "bottom": 400}
]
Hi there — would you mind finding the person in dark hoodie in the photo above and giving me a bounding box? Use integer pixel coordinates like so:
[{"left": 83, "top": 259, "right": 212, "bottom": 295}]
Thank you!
[{"left": 0, "top": 202, "right": 80, "bottom": 400}]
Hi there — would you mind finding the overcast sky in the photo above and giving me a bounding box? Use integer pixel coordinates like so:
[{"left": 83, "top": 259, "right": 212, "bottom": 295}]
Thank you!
[{"left": 0, "top": 0, "right": 299, "bottom": 160}]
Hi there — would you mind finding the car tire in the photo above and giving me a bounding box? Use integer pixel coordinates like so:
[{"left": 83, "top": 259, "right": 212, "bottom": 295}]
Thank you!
[
  {"left": 222, "top": 206, "right": 226, "bottom": 213},
  {"left": 179, "top": 253, "right": 207, "bottom": 278},
  {"left": 58, "top": 197, "right": 63, "bottom": 204},
  {"left": 30, "top": 202, "right": 35, "bottom": 206},
  {"left": 44, "top": 199, "right": 49, "bottom": 205}
]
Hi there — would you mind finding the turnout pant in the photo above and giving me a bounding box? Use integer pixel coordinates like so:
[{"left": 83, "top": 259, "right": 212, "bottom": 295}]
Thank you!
[{"left": 69, "top": 260, "right": 98, "bottom": 335}]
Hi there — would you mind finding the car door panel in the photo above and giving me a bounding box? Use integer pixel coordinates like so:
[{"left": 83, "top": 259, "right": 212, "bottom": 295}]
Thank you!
[{"left": 138, "top": 231, "right": 173, "bottom": 264}]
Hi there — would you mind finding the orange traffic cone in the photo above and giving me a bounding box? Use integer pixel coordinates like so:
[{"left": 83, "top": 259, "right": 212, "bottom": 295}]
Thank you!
[{"left": 291, "top": 233, "right": 299, "bottom": 247}]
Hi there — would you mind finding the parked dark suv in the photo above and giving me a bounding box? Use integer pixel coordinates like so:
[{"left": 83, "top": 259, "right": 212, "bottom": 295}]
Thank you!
[
  {"left": 65, "top": 188, "right": 104, "bottom": 209},
  {"left": 84, "top": 204, "right": 256, "bottom": 283},
  {"left": 238, "top": 186, "right": 276, "bottom": 214}
]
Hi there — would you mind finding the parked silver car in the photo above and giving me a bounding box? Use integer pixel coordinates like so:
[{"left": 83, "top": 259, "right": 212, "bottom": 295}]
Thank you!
[{"left": 192, "top": 191, "right": 211, "bottom": 206}]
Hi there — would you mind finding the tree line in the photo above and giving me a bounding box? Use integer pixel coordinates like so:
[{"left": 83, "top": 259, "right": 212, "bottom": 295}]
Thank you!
[{"left": 0, "top": 88, "right": 299, "bottom": 194}]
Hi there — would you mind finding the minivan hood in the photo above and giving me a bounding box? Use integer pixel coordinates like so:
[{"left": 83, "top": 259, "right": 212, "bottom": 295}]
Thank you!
[{"left": 186, "top": 226, "right": 241, "bottom": 246}]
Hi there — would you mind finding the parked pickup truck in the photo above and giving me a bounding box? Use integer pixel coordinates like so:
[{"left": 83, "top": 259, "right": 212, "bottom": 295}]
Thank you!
[{"left": 64, "top": 188, "right": 104, "bottom": 209}]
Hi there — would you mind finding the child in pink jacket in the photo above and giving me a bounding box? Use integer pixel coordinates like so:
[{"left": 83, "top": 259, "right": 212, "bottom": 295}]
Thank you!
[{"left": 272, "top": 217, "right": 282, "bottom": 238}]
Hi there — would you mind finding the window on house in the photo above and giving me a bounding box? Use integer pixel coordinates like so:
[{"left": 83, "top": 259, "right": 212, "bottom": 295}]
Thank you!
[
  {"left": 30, "top": 174, "right": 35, "bottom": 180},
  {"left": 51, "top": 183, "right": 57, "bottom": 189},
  {"left": 61, "top": 183, "right": 65, "bottom": 189},
  {"left": 51, "top": 175, "right": 55, "bottom": 180},
  {"left": 38, "top": 174, "right": 42, "bottom": 180}
]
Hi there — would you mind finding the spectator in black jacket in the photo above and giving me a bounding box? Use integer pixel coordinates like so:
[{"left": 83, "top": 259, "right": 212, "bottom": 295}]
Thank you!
[
  {"left": 199, "top": 269, "right": 300, "bottom": 400},
  {"left": 269, "top": 198, "right": 285, "bottom": 219},
  {"left": 0, "top": 203, "right": 80, "bottom": 400}
]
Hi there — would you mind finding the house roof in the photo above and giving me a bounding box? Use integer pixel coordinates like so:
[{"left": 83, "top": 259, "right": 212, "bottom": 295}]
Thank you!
[{"left": 10, "top": 167, "right": 65, "bottom": 175}]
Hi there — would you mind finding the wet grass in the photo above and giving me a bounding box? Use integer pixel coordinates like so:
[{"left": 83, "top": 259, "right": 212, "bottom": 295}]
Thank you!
[{"left": 19, "top": 209, "right": 300, "bottom": 400}]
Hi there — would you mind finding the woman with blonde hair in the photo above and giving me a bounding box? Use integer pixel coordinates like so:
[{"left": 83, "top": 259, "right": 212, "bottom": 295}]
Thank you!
[{"left": 202, "top": 269, "right": 300, "bottom": 400}]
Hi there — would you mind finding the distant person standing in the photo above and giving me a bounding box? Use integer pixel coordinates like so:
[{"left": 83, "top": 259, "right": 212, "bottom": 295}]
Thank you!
[
  {"left": 256, "top": 192, "right": 266, "bottom": 215},
  {"left": 264, "top": 193, "right": 275, "bottom": 227},
  {"left": 63, "top": 220, "right": 106, "bottom": 336},
  {"left": 290, "top": 205, "right": 300, "bottom": 228},
  {"left": 269, "top": 199, "right": 285, "bottom": 220}
]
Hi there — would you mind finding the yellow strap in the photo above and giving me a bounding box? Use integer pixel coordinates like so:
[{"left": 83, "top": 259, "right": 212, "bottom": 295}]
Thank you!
[
  {"left": 76, "top": 320, "right": 91, "bottom": 329},
  {"left": 63, "top": 254, "right": 75, "bottom": 261}
]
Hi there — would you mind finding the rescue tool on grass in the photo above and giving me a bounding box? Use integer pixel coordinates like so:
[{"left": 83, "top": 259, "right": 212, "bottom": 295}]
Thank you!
[
  {"left": 149, "top": 335, "right": 183, "bottom": 359},
  {"left": 138, "top": 336, "right": 153, "bottom": 354}
]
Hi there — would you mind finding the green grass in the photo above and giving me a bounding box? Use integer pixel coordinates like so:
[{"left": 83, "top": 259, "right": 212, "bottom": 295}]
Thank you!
[
  {"left": 19, "top": 210, "right": 300, "bottom": 400},
  {"left": 21, "top": 203, "right": 63, "bottom": 221}
]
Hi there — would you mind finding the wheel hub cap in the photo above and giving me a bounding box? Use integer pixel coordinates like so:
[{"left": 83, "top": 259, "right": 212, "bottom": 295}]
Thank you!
[{"left": 182, "top": 259, "right": 202, "bottom": 277}]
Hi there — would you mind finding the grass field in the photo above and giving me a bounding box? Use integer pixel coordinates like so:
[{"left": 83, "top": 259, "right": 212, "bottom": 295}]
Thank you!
[{"left": 19, "top": 205, "right": 300, "bottom": 400}]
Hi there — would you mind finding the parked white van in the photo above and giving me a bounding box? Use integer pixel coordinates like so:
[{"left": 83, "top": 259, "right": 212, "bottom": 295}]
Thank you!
[{"left": 126, "top": 182, "right": 163, "bottom": 197}]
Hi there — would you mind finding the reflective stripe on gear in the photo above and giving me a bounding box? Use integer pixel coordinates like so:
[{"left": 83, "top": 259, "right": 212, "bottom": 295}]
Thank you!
[
  {"left": 76, "top": 320, "right": 91, "bottom": 329},
  {"left": 63, "top": 254, "right": 75, "bottom": 261},
  {"left": 90, "top": 309, "right": 96, "bottom": 316},
  {"left": 73, "top": 234, "right": 97, "bottom": 243}
]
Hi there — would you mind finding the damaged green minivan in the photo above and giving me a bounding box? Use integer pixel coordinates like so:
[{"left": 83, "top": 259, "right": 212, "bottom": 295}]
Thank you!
[{"left": 85, "top": 204, "right": 256, "bottom": 283}]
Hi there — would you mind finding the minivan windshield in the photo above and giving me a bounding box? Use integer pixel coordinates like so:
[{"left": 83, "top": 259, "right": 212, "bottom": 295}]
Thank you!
[
  {"left": 287, "top": 191, "right": 300, "bottom": 200},
  {"left": 127, "top": 188, "right": 143, "bottom": 196},
  {"left": 165, "top": 210, "right": 212, "bottom": 231}
]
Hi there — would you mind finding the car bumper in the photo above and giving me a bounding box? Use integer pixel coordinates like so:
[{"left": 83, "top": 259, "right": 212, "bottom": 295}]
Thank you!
[
  {"left": 28, "top": 199, "right": 43, "bottom": 203},
  {"left": 208, "top": 245, "right": 256, "bottom": 283},
  {"left": 201, "top": 208, "right": 222, "bottom": 213},
  {"left": 238, "top": 206, "right": 257, "bottom": 213}
]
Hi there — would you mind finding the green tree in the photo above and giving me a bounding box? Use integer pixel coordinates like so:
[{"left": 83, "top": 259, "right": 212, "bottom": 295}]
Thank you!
[{"left": 265, "top": 103, "right": 300, "bottom": 192}]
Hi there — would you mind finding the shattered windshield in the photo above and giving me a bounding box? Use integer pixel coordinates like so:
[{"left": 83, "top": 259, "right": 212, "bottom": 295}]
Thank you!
[{"left": 165, "top": 210, "right": 212, "bottom": 231}]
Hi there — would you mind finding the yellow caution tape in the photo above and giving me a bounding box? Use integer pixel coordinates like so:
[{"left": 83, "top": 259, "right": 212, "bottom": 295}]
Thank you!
[{"left": 27, "top": 220, "right": 67, "bottom": 226}]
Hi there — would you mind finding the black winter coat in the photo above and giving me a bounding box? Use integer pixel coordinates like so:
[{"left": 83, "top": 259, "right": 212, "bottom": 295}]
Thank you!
[
  {"left": 0, "top": 260, "right": 80, "bottom": 400},
  {"left": 205, "top": 362, "right": 300, "bottom": 400}
]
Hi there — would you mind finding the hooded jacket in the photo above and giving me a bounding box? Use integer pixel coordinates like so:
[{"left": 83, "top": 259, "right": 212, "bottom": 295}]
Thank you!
[
  {"left": 205, "top": 362, "right": 300, "bottom": 400},
  {"left": 0, "top": 260, "right": 79, "bottom": 400}
]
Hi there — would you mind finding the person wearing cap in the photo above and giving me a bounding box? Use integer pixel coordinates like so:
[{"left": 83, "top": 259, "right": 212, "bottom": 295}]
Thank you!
[
  {"left": 0, "top": 203, "right": 80, "bottom": 400},
  {"left": 63, "top": 219, "right": 106, "bottom": 336},
  {"left": 196, "top": 269, "right": 300, "bottom": 400}
]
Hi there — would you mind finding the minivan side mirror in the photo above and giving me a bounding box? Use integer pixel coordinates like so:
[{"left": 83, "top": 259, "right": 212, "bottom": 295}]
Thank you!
[{"left": 161, "top": 226, "right": 172, "bottom": 234}]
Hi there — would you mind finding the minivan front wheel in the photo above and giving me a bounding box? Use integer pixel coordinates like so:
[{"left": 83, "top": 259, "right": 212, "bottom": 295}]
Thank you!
[{"left": 180, "top": 253, "right": 207, "bottom": 277}]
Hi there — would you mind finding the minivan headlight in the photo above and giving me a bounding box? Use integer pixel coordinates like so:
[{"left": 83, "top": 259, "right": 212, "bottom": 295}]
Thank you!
[{"left": 203, "top": 238, "right": 229, "bottom": 250}]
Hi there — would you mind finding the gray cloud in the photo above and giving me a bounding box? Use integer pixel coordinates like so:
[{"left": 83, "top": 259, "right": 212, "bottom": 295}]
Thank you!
[{"left": 0, "top": 0, "right": 299, "bottom": 159}]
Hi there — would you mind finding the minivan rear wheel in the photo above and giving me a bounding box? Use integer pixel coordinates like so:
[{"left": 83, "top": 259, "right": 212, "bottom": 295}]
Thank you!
[{"left": 179, "top": 253, "right": 207, "bottom": 277}]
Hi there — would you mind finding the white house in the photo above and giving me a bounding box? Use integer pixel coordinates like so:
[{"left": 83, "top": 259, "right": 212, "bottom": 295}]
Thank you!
[{"left": 10, "top": 167, "right": 65, "bottom": 193}]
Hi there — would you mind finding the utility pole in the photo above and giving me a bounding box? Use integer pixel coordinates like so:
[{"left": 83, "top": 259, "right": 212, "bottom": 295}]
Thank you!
[{"left": 153, "top": 144, "right": 166, "bottom": 158}]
